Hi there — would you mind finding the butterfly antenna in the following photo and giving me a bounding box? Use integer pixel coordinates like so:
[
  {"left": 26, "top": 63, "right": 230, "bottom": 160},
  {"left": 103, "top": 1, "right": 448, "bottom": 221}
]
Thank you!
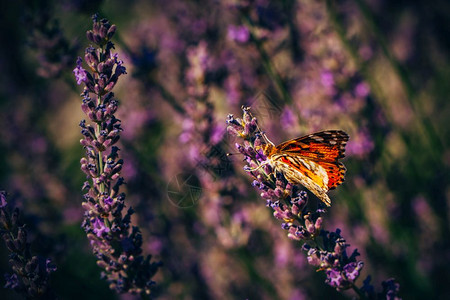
[
  {"left": 255, "top": 125, "right": 275, "bottom": 146},
  {"left": 261, "top": 131, "right": 275, "bottom": 146},
  {"left": 243, "top": 105, "right": 275, "bottom": 146},
  {"left": 226, "top": 152, "right": 243, "bottom": 157}
]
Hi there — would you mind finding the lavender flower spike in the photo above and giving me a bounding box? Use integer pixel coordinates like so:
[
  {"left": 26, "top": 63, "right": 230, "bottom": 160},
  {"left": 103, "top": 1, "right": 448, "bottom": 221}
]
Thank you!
[
  {"left": 74, "top": 14, "right": 160, "bottom": 296},
  {"left": 0, "top": 191, "right": 57, "bottom": 299},
  {"left": 226, "top": 107, "right": 401, "bottom": 299}
]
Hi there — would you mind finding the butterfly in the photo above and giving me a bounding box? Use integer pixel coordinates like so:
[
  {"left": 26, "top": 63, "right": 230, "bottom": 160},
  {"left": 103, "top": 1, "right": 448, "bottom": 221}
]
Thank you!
[{"left": 261, "top": 130, "right": 349, "bottom": 207}]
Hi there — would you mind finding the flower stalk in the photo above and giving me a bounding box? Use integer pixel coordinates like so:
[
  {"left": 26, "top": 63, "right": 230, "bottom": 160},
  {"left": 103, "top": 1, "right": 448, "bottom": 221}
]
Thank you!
[
  {"left": 0, "top": 191, "right": 57, "bottom": 299},
  {"left": 73, "top": 14, "right": 160, "bottom": 296}
]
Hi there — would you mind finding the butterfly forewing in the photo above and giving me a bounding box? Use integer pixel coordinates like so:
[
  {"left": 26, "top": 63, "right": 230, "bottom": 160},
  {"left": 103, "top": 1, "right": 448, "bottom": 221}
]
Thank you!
[{"left": 276, "top": 130, "right": 348, "bottom": 162}]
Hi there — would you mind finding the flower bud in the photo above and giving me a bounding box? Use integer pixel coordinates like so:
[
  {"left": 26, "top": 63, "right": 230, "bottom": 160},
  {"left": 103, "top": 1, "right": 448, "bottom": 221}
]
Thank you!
[{"left": 107, "top": 25, "right": 116, "bottom": 39}]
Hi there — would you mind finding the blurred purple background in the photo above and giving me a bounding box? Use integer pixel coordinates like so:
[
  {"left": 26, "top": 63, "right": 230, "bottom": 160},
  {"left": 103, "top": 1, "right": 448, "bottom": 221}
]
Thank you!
[{"left": 1, "top": 0, "right": 450, "bottom": 299}]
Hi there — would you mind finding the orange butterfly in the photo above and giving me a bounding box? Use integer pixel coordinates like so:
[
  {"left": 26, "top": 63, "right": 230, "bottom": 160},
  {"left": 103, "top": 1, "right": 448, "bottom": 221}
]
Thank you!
[{"left": 261, "top": 130, "right": 349, "bottom": 207}]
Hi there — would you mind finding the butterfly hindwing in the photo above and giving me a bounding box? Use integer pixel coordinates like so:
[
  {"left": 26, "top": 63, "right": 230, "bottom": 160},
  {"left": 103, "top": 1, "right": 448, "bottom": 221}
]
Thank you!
[
  {"left": 270, "top": 154, "right": 332, "bottom": 206},
  {"left": 317, "top": 161, "right": 346, "bottom": 190}
]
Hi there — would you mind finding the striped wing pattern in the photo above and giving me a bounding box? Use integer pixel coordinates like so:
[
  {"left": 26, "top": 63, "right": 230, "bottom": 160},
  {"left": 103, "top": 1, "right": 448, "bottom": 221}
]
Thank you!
[
  {"left": 268, "top": 130, "right": 348, "bottom": 206},
  {"left": 276, "top": 130, "right": 348, "bottom": 161}
]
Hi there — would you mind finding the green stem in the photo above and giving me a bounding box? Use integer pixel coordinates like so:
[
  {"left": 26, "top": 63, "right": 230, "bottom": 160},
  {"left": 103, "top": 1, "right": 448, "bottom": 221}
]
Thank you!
[
  {"left": 96, "top": 45, "right": 106, "bottom": 195},
  {"left": 103, "top": 217, "right": 111, "bottom": 228},
  {"left": 96, "top": 94, "right": 105, "bottom": 194}
]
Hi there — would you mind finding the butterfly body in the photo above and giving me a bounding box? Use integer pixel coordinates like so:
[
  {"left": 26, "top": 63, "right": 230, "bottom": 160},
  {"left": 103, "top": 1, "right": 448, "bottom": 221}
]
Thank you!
[{"left": 262, "top": 130, "right": 349, "bottom": 206}]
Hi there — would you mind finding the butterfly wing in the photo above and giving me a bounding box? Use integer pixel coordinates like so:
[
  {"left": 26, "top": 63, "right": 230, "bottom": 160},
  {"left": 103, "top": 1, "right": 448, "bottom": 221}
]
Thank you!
[
  {"left": 270, "top": 154, "right": 332, "bottom": 206},
  {"left": 276, "top": 130, "right": 348, "bottom": 162},
  {"left": 269, "top": 130, "right": 349, "bottom": 206}
]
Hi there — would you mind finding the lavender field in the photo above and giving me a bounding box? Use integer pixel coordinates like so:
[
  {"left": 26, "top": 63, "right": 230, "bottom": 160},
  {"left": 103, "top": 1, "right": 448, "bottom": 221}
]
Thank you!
[{"left": 1, "top": 0, "right": 450, "bottom": 299}]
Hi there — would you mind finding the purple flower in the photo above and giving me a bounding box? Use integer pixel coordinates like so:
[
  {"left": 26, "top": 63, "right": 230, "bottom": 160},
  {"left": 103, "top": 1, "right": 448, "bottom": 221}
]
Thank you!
[
  {"left": 326, "top": 268, "right": 346, "bottom": 288},
  {"left": 343, "top": 261, "right": 363, "bottom": 281},
  {"left": 227, "top": 25, "right": 250, "bottom": 43},
  {"left": 92, "top": 217, "right": 110, "bottom": 237},
  {"left": 0, "top": 191, "right": 6, "bottom": 208},
  {"left": 46, "top": 258, "right": 57, "bottom": 273},
  {"left": 112, "top": 53, "right": 127, "bottom": 75},
  {"left": 361, "top": 276, "right": 375, "bottom": 295},
  {"left": 4, "top": 273, "right": 19, "bottom": 289},
  {"left": 104, "top": 196, "right": 113, "bottom": 206},
  {"left": 73, "top": 57, "right": 88, "bottom": 85},
  {"left": 320, "top": 70, "right": 335, "bottom": 88},
  {"left": 383, "top": 279, "right": 402, "bottom": 300},
  {"left": 354, "top": 82, "right": 370, "bottom": 98}
]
